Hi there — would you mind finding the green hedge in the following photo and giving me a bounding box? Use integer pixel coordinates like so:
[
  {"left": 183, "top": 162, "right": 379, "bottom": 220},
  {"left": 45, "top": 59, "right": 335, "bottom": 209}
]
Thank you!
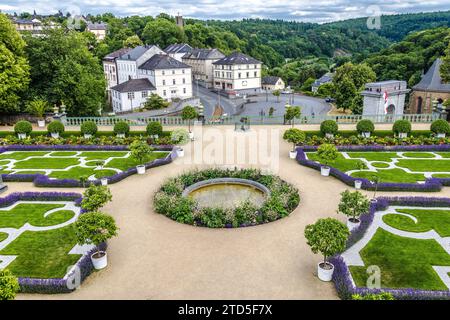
[{"left": 0, "top": 131, "right": 172, "bottom": 138}]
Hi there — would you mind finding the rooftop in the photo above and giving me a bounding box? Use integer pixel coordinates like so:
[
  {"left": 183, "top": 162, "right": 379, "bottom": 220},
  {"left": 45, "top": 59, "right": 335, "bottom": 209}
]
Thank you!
[
  {"left": 183, "top": 48, "right": 225, "bottom": 60},
  {"left": 140, "top": 54, "right": 191, "bottom": 70},
  {"left": 103, "top": 48, "right": 133, "bottom": 61},
  {"left": 110, "top": 78, "right": 155, "bottom": 93},
  {"left": 413, "top": 58, "right": 450, "bottom": 93},
  {"left": 118, "top": 45, "right": 161, "bottom": 61},
  {"left": 262, "top": 76, "right": 282, "bottom": 85},
  {"left": 164, "top": 43, "right": 193, "bottom": 54},
  {"left": 213, "top": 52, "right": 262, "bottom": 65},
  {"left": 87, "top": 22, "right": 107, "bottom": 30}
]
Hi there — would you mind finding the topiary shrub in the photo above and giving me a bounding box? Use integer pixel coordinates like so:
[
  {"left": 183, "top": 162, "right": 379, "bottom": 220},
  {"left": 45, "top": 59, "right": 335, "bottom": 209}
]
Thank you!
[
  {"left": 113, "top": 121, "right": 130, "bottom": 136},
  {"left": 146, "top": 121, "right": 163, "bottom": 136},
  {"left": 47, "top": 121, "right": 65, "bottom": 134},
  {"left": 392, "top": 120, "right": 411, "bottom": 135},
  {"left": 430, "top": 119, "right": 450, "bottom": 135},
  {"left": 0, "top": 269, "right": 19, "bottom": 300},
  {"left": 317, "top": 143, "right": 339, "bottom": 167},
  {"left": 14, "top": 120, "right": 33, "bottom": 135},
  {"left": 80, "top": 121, "right": 98, "bottom": 136},
  {"left": 356, "top": 119, "right": 375, "bottom": 135},
  {"left": 283, "top": 128, "right": 306, "bottom": 152},
  {"left": 320, "top": 120, "right": 338, "bottom": 136}
]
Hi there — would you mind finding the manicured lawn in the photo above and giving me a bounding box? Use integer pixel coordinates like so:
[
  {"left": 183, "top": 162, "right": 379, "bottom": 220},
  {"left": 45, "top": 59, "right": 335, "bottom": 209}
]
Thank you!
[
  {"left": 0, "top": 202, "right": 81, "bottom": 279},
  {"left": 349, "top": 229, "right": 450, "bottom": 291},
  {"left": 396, "top": 159, "right": 450, "bottom": 172},
  {"left": 14, "top": 157, "right": 80, "bottom": 170},
  {"left": 107, "top": 152, "right": 168, "bottom": 171},
  {"left": 78, "top": 151, "right": 129, "bottom": 160},
  {"left": 0, "top": 151, "right": 48, "bottom": 161},
  {"left": 49, "top": 168, "right": 117, "bottom": 180},
  {"left": 383, "top": 209, "right": 450, "bottom": 237},
  {"left": 347, "top": 152, "right": 399, "bottom": 162},
  {"left": 351, "top": 169, "right": 425, "bottom": 183},
  {"left": 371, "top": 162, "right": 391, "bottom": 168},
  {"left": 402, "top": 152, "right": 436, "bottom": 158},
  {"left": 306, "top": 152, "right": 365, "bottom": 173}
]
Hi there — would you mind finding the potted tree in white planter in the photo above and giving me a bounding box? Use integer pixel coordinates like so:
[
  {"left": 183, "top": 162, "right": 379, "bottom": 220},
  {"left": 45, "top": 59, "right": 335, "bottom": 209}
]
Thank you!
[
  {"left": 370, "top": 173, "right": 381, "bottom": 204},
  {"left": 47, "top": 121, "right": 65, "bottom": 139},
  {"left": 320, "top": 120, "right": 338, "bottom": 139},
  {"left": 356, "top": 119, "right": 375, "bottom": 138},
  {"left": 26, "top": 99, "right": 49, "bottom": 128},
  {"left": 181, "top": 105, "right": 198, "bottom": 140},
  {"left": 146, "top": 121, "right": 163, "bottom": 141},
  {"left": 75, "top": 211, "right": 118, "bottom": 270},
  {"left": 431, "top": 119, "right": 450, "bottom": 138},
  {"left": 14, "top": 121, "right": 32, "bottom": 139},
  {"left": 113, "top": 121, "right": 130, "bottom": 138},
  {"left": 392, "top": 119, "right": 411, "bottom": 139},
  {"left": 80, "top": 121, "right": 98, "bottom": 139},
  {"left": 283, "top": 128, "right": 306, "bottom": 159},
  {"left": 304, "top": 218, "right": 349, "bottom": 282},
  {"left": 316, "top": 144, "right": 339, "bottom": 176},
  {"left": 171, "top": 129, "right": 190, "bottom": 158},
  {"left": 284, "top": 105, "right": 301, "bottom": 128},
  {"left": 0, "top": 269, "right": 19, "bottom": 300},
  {"left": 337, "top": 190, "right": 370, "bottom": 231},
  {"left": 81, "top": 185, "right": 113, "bottom": 212},
  {"left": 129, "top": 140, "right": 153, "bottom": 175}
]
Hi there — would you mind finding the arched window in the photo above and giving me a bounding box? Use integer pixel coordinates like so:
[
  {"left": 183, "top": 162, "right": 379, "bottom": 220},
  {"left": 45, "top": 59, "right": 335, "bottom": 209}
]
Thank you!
[{"left": 386, "top": 104, "right": 395, "bottom": 114}]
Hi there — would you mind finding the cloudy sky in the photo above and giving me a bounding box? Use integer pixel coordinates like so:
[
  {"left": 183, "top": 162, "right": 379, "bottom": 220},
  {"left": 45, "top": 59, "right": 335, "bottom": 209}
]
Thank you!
[{"left": 1, "top": 0, "right": 449, "bottom": 23}]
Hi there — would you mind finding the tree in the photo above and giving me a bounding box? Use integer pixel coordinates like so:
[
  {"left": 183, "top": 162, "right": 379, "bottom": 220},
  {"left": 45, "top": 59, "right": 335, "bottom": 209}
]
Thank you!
[
  {"left": 285, "top": 106, "right": 302, "bottom": 127},
  {"left": 0, "top": 269, "right": 19, "bottom": 300},
  {"left": 144, "top": 94, "right": 170, "bottom": 110},
  {"left": 441, "top": 40, "right": 450, "bottom": 83},
  {"left": 300, "top": 77, "right": 316, "bottom": 92},
  {"left": 75, "top": 211, "right": 118, "bottom": 259},
  {"left": 123, "top": 35, "right": 143, "bottom": 48},
  {"left": 283, "top": 128, "right": 306, "bottom": 152},
  {"left": 317, "top": 144, "right": 339, "bottom": 167},
  {"left": 304, "top": 218, "right": 349, "bottom": 267},
  {"left": 26, "top": 99, "right": 50, "bottom": 120},
  {"left": 337, "top": 190, "right": 370, "bottom": 222},
  {"left": 24, "top": 29, "right": 106, "bottom": 116},
  {"left": 0, "top": 13, "right": 30, "bottom": 114},
  {"left": 129, "top": 140, "right": 153, "bottom": 165},
  {"left": 332, "top": 62, "right": 376, "bottom": 114},
  {"left": 181, "top": 106, "right": 198, "bottom": 133},
  {"left": 272, "top": 90, "right": 281, "bottom": 102},
  {"left": 142, "top": 18, "right": 186, "bottom": 48},
  {"left": 81, "top": 185, "right": 113, "bottom": 212}
]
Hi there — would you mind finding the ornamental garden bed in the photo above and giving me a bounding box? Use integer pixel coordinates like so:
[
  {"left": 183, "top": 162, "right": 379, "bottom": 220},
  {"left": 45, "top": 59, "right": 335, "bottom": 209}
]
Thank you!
[
  {"left": 154, "top": 168, "right": 300, "bottom": 228},
  {"left": 332, "top": 197, "right": 450, "bottom": 300},
  {"left": 0, "top": 192, "right": 102, "bottom": 294},
  {"left": 0, "top": 145, "right": 174, "bottom": 187},
  {"left": 296, "top": 145, "right": 450, "bottom": 192}
]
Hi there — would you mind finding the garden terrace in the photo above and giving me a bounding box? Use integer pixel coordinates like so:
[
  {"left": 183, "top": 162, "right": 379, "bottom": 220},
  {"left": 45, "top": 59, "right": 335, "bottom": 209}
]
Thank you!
[
  {"left": 334, "top": 197, "right": 450, "bottom": 300},
  {"left": 0, "top": 146, "right": 172, "bottom": 187}
]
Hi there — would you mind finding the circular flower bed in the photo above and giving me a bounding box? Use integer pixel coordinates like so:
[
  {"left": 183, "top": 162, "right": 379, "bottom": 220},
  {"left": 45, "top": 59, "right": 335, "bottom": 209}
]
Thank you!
[{"left": 154, "top": 168, "right": 300, "bottom": 228}]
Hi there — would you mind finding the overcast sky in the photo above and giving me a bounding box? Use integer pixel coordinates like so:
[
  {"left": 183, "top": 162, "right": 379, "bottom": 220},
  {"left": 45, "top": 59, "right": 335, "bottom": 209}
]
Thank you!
[{"left": 1, "top": 0, "right": 450, "bottom": 23}]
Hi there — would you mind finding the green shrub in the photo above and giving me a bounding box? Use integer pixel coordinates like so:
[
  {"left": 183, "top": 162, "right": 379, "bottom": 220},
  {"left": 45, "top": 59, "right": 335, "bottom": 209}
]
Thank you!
[
  {"left": 171, "top": 129, "right": 190, "bottom": 146},
  {"left": 234, "top": 200, "right": 259, "bottom": 226},
  {"left": 317, "top": 143, "right": 339, "bottom": 166},
  {"left": 320, "top": 120, "right": 338, "bottom": 135},
  {"left": 430, "top": 119, "right": 450, "bottom": 135},
  {"left": 47, "top": 121, "right": 65, "bottom": 134},
  {"left": 199, "top": 207, "right": 227, "bottom": 228},
  {"left": 283, "top": 128, "right": 306, "bottom": 151},
  {"left": 81, "top": 185, "right": 113, "bottom": 212},
  {"left": 14, "top": 120, "right": 32, "bottom": 135},
  {"left": 337, "top": 190, "right": 370, "bottom": 221},
  {"left": 352, "top": 293, "right": 395, "bottom": 300},
  {"left": 113, "top": 121, "right": 130, "bottom": 135},
  {"left": 146, "top": 121, "right": 163, "bottom": 136},
  {"left": 0, "top": 269, "right": 19, "bottom": 300},
  {"left": 80, "top": 121, "right": 98, "bottom": 135},
  {"left": 356, "top": 119, "right": 375, "bottom": 134},
  {"left": 392, "top": 120, "right": 411, "bottom": 134},
  {"left": 130, "top": 140, "right": 154, "bottom": 165}
]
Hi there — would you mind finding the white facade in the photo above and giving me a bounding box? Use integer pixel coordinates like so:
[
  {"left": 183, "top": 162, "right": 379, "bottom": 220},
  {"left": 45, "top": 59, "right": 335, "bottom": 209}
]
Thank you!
[
  {"left": 116, "top": 46, "right": 164, "bottom": 84},
  {"left": 182, "top": 49, "right": 225, "bottom": 88},
  {"left": 361, "top": 80, "right": 410, "bottom": 116},
  {"left": 110, "top": 87, "right": 156, "bottom": 113},
  {"left": 213, "top": 63, "right": 261, "bottom": 92}
]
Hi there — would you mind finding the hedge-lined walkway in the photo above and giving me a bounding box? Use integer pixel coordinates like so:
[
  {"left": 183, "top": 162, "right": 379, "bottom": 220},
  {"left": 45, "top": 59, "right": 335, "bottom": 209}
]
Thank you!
[{"left": 9, "top": 124, "right": 450, "bottom": 300}]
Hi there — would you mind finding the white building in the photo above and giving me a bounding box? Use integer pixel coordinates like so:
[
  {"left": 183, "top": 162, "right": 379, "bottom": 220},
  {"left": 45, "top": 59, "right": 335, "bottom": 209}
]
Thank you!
[
  {"left": 182, "top": 48, "right": 226, "bottom": 88},
  {"left": 138, "top": 54, "right": 193, "bottom": 101},
  {"left": 103, "top": 48, "right": 133, "bottom": 101},
  {"left": 116, "top": 45, "right": 164, "bottom": 84},
  {"left": 361, "top": 80, "right": 410, "bottom": 116},
  {"left": 164, "top": 43, "right": 193, "bottom": 62},
  {"left": 110, "top": 78, "right": 156, "bottom": 113},
  {"left": 212, "top": 52, "right": 262, "bottom": 94},
  {"left": 261, "top": 76, "right": 285, "bottom": 92},
  {"left": 86, "top": 22, "right": 107, "bottom": 41}
]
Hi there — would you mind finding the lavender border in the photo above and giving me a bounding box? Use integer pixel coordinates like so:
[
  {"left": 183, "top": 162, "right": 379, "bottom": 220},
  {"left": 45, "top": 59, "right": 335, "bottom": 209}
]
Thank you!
[
  {"left": 296, "top": 145, "right": 450, "bottom": 192},
  {"left": 331, "top": 196, "right": 450, "bottom": 300},
  {"left": 0, "top": 145, "right": 177, "bottom": 188},
  {"left": 0, "top": 192, "right": 105, "bottom": 294}
]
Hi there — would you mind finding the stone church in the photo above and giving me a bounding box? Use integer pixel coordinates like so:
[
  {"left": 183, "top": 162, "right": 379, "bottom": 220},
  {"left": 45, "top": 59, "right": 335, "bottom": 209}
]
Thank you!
[{"left": 409, "top": 58, "right": 450, "bottom": 114}]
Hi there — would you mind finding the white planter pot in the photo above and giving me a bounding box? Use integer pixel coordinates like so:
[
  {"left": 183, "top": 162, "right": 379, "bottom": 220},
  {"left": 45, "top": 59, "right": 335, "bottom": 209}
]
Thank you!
[
  {"left": 176, "top": 148, "right": 185, "bottom": 158},
  {"left": 398, "top": 132, "right": 408, "bottom": 139},
  {"left": 317, "top": 262, "right": 334, "bottom": 282},
  {"left": 289, "top": 150, "right": 297, "bottom": 159},
  {"left": 189, "top": 132, "right": 194, "bottom": 140},
  {"left": 325, "top": 133, "right": 334, "bottom": 139},
  {"left": 136, "top": 165, "right": 146, "bottom": 175},
  {"left": 347, "top": 218, "right": 361, "bottom": 231},
  {"left": 362, "top": 132, "right": 371, "bottom": 138},
  {"left": 116, "top": 133, "right": 126, "bottom": 138},
  {"left": 91, "top": 251, "right": 108, "bottom": 270},
  {"left": 101, "top": 178, "right": 108, "bottom": 186},
  {"left": 50, "top": 132, "right": 60, "bottom": 139},
  {"left": 354, "top": 180, "right": 362, "bottom": 189},
  {"left": 321, "top": 166, "right": 330, "bottom": 177},
  {"left": 84, "top": 134, "right": 92, "bottom": 139},
  {"left": 37, "top": 120, "right": 45, "bottom": 128},
  {"left": 17, "top": 133, "right": 27, "bottom": 139},
  {"left": 437, "top": 133, "right": 446, "bottom": 138},
  {"left": 370, "top": 198, "right": 378, "bottom": 205}
]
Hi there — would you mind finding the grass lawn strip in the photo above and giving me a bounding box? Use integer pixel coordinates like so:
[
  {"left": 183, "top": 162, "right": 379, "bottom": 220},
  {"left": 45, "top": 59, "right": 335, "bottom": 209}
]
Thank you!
[
  {"left": 342, "top": 206, "right": 450, "bottom": 291},
  {"left": 0, "top": 201, "right": 94, "bottom": 279}
]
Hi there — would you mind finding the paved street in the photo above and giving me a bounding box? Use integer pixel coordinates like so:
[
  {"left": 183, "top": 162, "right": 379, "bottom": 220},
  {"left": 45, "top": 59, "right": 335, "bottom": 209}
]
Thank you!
[{"left": 195, "top": 85, "right": 238, "bottom": 117}]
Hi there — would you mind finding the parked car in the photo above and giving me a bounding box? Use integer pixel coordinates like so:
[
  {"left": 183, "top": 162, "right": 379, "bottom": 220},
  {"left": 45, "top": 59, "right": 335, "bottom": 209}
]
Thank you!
[{"left": 325, "top": 97, "right": 336, "bottom": 103}]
